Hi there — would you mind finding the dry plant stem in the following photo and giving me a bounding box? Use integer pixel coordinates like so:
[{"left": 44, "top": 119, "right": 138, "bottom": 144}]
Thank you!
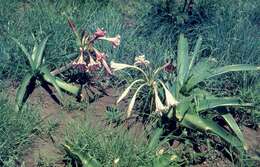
[{"left": 50, "top": 60, "right": 75, "bottom": 76}]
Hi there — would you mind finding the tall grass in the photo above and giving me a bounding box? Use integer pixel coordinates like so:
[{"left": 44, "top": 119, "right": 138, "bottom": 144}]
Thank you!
[
  {"left": 1, "top": 0, "right": 259, "bottom": 76},
  {"left": 0, "top": 93, "right": 40, "bottom": 166},
  {"left": 0, "top": 0, "right": 125, "bottom": 80},
  {"left": 64, "top": 120, "right": 179, "bottom": 167}
]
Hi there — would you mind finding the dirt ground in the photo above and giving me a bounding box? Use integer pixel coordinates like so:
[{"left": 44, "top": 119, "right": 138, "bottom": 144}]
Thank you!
[{"left": 15, "top": 87, "right": 260, "bottom": 167}]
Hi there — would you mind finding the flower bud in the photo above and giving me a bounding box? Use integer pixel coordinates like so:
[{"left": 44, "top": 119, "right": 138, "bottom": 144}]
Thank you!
[{"left": 94, "top": 28, "right": 106, "bottom": 38}]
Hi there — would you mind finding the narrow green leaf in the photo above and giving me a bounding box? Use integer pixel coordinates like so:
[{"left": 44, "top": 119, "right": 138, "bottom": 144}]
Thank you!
[
  {"left": 189, "top": 36, "right": 202, "bottom": 71},
  {"left": 117, "top": 79, "right": 144, "bottom": 104},
  {"left": 186, "top": 63, "right": 260, "bottom": 91},
  {"left": 34, "top": 35, "right": 50, "bottom": 69},
  {"left": 41, "top": 66, "right": 63, "bottom": 99},
  {"left": 31, "top": 44, "right": 38, "bottom": 62},
  {"left": 16, "top": 73, "right": 34, "bottom": 110},
  {"left": 177, "top": 34, "right": 189, "bottom": 87},
  {"left": 185, "top": 59, "right": 215, "bottom": 91},
  {"left": 222, "top": 113, "right": 247, "bottom": 150},
  {"left": 196, "top": 97, "right": 252, "bottom": 112},
  {"left": 191, "top": 88, "right": 215, "bottom": 98},
  {"left": 181, "top": 112, "right": 243, "bottom": 150},
  {"left": 11, "top": 37, "right": 34, "bottom": 69},
  {"left": 55, "top": 77, "right": 80, "bottom": 96},
  {"left": 212, "top": 64, "right": 260, "bottom": 77}
]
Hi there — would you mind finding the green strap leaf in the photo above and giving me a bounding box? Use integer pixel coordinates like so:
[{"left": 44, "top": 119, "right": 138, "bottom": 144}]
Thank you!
[
  {"left": 212, "top": 64, "right": 260, "bottom": 77},
  {"left": 34, "top": 35, "right": 50, "bottom": 69},
  {"left": 177, "top": 34, "right": 189, "bottom": 88},
  {"left": 41, "top": 66, "right": 63, "bottom": 100},
  {"left": 15, "top": 73, "right": 35, "bottom": 110},
  {"left": 31, "top": 43, "right": 38, "bottom": 62},
  {"left": 55, "top": 77, "right": 80, "bottom": 96},
  {"left": 181, "top": 111, "right": 243, "bottom": 151},
  {"left": 196, "top": 97, "right": 253, "bottom": 112},
  {"left": 189, "top": 36, "right": 202, "bottom": 71},
  {"left": 11, "top": 37, "right": 35, "bottom": 69},
  {"left": 176, "top": 100, "right": 191, "bottom": 121},
  {"left": 222, "top": 113, "right": 247, "bottom": 150},
  {"left": 186, "top": 63, "right": 260, "bottom": 91},
  {"left": 190, "top": 88, "right": 215, "bottom": 98},
  {"left": 185, "top": 59, "right": 215, "bottom": 91}
]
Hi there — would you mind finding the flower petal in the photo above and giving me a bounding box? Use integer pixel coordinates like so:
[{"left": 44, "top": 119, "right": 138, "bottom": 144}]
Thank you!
[
  {"left": 117, "top": 79, "right": 144, "bottom": 104},
  {"left": 158, "top": 80, "right": 179, "bottom": 107},
  {"left": 110, "top": 61, "right": 133, "bottom": 71},
  {"left": 153, "top": 82, "right": 168, "bottom": 114},
  {"left": 127, "top": 83, "right": 146, "bottom": 117},
  {"left": 101, "top": 59, "right": 112, "bottom": 75}
]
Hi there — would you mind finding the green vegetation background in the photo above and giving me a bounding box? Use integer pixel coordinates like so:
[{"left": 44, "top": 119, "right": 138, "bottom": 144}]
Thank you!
[{"left": 0, "top": 0, "right": 259, "bottom": 166}]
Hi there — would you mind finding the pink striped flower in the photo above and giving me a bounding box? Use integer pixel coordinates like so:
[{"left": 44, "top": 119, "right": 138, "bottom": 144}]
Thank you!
[
  {"left": 94, "top": 28, "right": 106, "bottom": 38},
  {"left": 94, "top": 48, "right": 112, "bottom": 75},
  {"left": 98, "top": 35, "right": 121, "bottom": 48}
]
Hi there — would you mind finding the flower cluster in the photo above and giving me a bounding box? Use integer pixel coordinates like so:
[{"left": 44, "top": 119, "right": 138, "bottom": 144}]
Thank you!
[
  {"left": 112, "top": 56, "right": 179, "bottom": 117},
  {"left": 68, "top": 19, "right": 120, "bottom": 75},
  {"left": 134, "top": 55, "right": 150, "bottom": 66}
]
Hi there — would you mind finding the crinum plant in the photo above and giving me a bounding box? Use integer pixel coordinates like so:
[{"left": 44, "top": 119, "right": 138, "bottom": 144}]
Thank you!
[
  {"left": 113, "top": 34, "right": 260, "bottom": 153},
  {"left": 111, "top": 55, "right": 179, "bottom": 118},
  {"left": 12, "top": 36, "right": 80, "bottom": 111},
  {"left": 67, "top": 18, "right": 120, "bottom": 74},
  {"left": 166, "top": 34, "right": 260, "bottom": 151},
  {"left": 57, "top": 17, "right": 121, "bottom": 101}
]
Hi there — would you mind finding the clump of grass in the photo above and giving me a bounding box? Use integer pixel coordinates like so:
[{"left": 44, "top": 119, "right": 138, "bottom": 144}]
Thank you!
[
  {"left": 0, "top": 93, "right": 40, "bottom": 166},
  {"left": 105, "top": 106, "right": 123, "bottom": 125},
  {"left": 62, "top": 96, "right": 88, "bottom": 112},
  {"left": 63, "top": 120, "right": 180, "bottom": 167},
  {"left": 137, "top": 0, "right": 216, "bottom": 42},
  {"left": 0, "top": 0, "right": 125, "bottom": 80}
]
